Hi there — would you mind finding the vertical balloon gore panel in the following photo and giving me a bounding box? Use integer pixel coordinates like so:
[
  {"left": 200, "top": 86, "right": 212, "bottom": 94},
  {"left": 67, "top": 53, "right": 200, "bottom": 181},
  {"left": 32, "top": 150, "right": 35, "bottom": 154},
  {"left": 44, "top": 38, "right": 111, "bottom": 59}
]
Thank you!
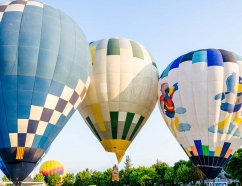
[
  {"left": 79, "top": 37, "right": 159, "bottom": 163},
  {"left": 0, "top": 0, "right": 91, "bottom": 182},
  {"left": 0, "top": 157, "right": 9, "bottom": 177},
  {"left": 35, "top": 145, "right": 51, "bottom": 168},
  {"left": 158, "top": 49, "right": 242, "bottom": 179}
]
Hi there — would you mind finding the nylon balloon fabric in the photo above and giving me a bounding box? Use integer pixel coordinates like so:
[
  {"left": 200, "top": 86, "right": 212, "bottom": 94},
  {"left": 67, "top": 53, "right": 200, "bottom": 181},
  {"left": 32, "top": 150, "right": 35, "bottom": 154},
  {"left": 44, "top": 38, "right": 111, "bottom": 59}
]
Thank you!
[
  {"left": 158, "top": 49, "right": 242, "bottom": 179},
  {"left": 0, "top": 147, "right": 49, "bottom": 178},
  {"left": 0, "top": 0, "right": 91, "bottom": 181},
  {"left": 39, "top": 160, "right": 67, "bottom": 183},
  {"left": 35, "top": 146, "right": 50, "bottom": 168},
  {"left": 0, "top": 157, "right": 9, "bottom": 178},
  {"left": 79, "top": 37, "right": 159, "bottom": 163}
]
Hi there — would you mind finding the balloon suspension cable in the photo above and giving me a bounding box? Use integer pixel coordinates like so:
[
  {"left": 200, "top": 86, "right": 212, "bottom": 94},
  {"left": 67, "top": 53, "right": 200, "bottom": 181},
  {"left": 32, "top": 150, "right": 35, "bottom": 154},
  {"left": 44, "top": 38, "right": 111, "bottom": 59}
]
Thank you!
[
  {"left": 105, "top": 151, "right": 115, "bottom": 167},
  {"left": 129, "top": 131, "right": 141, "bottom": 156}
]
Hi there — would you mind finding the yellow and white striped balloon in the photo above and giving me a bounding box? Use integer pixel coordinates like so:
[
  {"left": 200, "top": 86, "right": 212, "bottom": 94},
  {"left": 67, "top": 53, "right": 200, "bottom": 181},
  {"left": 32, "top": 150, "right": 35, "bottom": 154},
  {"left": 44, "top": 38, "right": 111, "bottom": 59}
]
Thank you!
[{"left": 78, "top": 37, "right": 159, "bottom": 163}]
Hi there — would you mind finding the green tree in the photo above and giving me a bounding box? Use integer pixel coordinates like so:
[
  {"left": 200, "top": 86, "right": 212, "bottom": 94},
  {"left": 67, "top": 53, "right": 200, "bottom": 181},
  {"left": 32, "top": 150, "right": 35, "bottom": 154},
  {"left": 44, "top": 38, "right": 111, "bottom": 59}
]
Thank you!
[
  {"left": 226, "top": 148, "right": 242, "bottom": 183},
  {"left": 75, "top": 169, "right": 92, "bottom": 186},
  {"left": 139, "top": 167, "right": 157, "bottom": 185},
  {"left": 118, "top": 169, "right": 125, "bottom": 186},
  {"left": 176, "top": 164, "right": 193, "bottom": 184},
  {"left": 124, "top": 155, "right": 133, "bottom": 185},
  {"left": 124, "top": 156, "right": 133, "bottom": 172},
  {"left": 48, "top": 173, "right": 61, "bottom": 186},
  {"left": 62, "top": 173, "right": 75, "bottom": 186},
  {"left": 140, "top": 175, "right": 152, "bottom": 186},
  {"left": 129, "top": 169, "right": 138, "bottom": 186},
  {"left": 156, "top": 166, "right": 168, "bottom": 185},
  {"left": 151, "top": 160, "right": 168, "bottom": 169},
  {"left": 102, "top": 168, "right": 112, "bottom": 186},
  {"left": 129, "top": 166, "right": 157, "bottom": 186},
  {"left": 33, "top": 173, "right": 45, "bottom": 182},
  {"left": 164, "top": 167, "right": 175, "bottom": 185},
  {"left": 173, "top": 160, "right": 190, "bottom": 175},
  {"left": 91, "top": 170, "right": 106, "bottom": 186},
  {"left": 2, "top": 175, "right": 9, "bottom": 182}
]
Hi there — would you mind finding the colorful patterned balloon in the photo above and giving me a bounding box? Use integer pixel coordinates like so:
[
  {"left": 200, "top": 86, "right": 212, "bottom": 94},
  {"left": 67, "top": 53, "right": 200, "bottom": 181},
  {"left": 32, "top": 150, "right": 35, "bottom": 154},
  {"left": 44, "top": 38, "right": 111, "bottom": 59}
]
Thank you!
[
  {"left": 0, "top": 157, "right": 9, "bottom": 178},
  {"left": 79, "top": 37, "right": 159, "bottom": 163},
  {"left": 35, "top": 146, "right": 50, "bottom": 168},
  {"left": 158, "top": 49, "right": 242, "bottom": 179},
  {"left": 39, "top": 160, "right": 67, "bottom": 182},
  {"left": 0, "top": 146, "right": 50, "bottom": 178},
  {"left": 0, "top": 0, "right": 91, "bottom": 181}
]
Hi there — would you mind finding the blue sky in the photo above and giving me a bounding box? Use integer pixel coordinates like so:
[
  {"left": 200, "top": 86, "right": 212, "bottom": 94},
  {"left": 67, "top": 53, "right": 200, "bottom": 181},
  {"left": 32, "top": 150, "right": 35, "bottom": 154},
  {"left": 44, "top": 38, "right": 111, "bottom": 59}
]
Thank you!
[{"left": 2, "top": 0, "right": 242, "bottom": 176}]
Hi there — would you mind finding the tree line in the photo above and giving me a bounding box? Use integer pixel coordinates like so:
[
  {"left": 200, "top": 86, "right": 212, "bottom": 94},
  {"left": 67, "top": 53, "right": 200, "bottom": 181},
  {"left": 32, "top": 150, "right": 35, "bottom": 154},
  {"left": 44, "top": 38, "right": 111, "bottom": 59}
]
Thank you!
[
  {"left": 36, "top": 156, "right": 206, "bottom": 186},
  {"left": 2, "top": 148, "right": 242, "bottom": 186}
]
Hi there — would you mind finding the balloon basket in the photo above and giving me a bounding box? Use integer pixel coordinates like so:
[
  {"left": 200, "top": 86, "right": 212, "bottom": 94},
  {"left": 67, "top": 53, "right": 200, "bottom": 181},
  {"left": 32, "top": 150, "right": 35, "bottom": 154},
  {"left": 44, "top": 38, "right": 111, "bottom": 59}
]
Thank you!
[{"left": 112, "top": 164, "right": 119, "bottom": 181}]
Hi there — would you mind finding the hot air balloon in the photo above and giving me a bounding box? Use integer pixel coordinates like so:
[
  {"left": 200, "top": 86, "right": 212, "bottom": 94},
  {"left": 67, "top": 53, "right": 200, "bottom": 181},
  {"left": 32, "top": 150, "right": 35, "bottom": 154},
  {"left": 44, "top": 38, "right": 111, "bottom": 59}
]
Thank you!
[
  {"left": 35, "top": 146, "right": 50, "bottom": 168},
  {"left": 158, "top": 49, "right": 242, "bottom": 179},
  {"left": 0, "top": 146, "right": 50, "bottom": 178},
  {"left": 39, "top": 160, "right": 67, "bottom": 183},
  {"left": 78, "top": 37, "right": 159, "bottom": 163},
  {"left": 0, "top": 0, "right": 91, "bottom": 182},
  {"left": 0, "top": 157, "right": 9, "bottom": 178}
]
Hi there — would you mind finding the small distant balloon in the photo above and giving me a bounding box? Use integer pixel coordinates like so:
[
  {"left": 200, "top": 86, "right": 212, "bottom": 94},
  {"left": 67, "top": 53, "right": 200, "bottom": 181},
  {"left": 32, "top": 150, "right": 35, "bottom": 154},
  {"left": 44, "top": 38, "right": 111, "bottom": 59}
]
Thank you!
[{"left": 39, "top": 160, "right": 67, "bottom": 183}]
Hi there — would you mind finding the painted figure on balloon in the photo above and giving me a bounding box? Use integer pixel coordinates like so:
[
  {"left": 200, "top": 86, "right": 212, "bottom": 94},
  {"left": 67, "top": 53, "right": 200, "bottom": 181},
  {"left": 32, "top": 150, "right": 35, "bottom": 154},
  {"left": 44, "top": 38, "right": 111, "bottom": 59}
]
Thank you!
[
  {"left": 209, "top": 72, "right": 242, "bottom": 135},
  {"left": 159, "top": 82, "right": 179, "bottom": 137}
]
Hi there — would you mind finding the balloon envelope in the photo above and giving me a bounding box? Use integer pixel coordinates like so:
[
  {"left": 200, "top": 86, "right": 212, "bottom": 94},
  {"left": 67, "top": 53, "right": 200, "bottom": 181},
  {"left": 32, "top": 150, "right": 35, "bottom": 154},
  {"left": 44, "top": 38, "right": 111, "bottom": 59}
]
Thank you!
[
  {"left": 0, "top": 146, "right": 50, "bottom": 178},
  {"left": 158, "top": 49, "right": 242, "bottom": 179},
  {"left": 35, "top": 146, "right": 50, "bottom": 168},
  {"left": 79, "top": 37, "right": 159, "bottom": 163},
  {"left": 0, "top": 157, "right": 9, "bottom": 178},
  {"left": 39, "top": 160, "right": 67, "bottom": 183},
  {"left": 0, "top": 0, "right": 91, "bottom": 181}
]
